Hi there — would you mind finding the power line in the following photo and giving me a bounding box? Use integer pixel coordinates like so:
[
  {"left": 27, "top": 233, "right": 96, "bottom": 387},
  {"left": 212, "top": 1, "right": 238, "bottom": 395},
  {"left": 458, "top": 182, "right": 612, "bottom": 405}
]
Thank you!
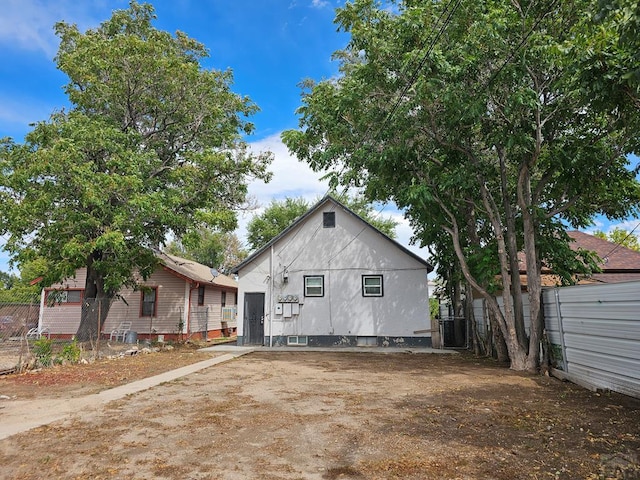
[
  {"left": 378, "top": 0, "right": 462, "bottom": 135},
  {"left": 602, "top": 222, "right": 640, "bottom": 260},
  {"left": 482, "top": 0, "right": 560, "bottom": 90}
]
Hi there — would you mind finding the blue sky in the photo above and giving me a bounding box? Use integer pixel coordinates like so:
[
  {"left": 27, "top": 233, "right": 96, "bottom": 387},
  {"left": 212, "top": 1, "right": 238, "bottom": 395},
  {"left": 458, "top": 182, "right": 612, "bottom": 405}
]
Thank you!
[
  {"left": 0, "top": 0, "right": 639, "bottom": 274},
  {"left": 1, "top": 0, "right": 423, "bottom": 272}
]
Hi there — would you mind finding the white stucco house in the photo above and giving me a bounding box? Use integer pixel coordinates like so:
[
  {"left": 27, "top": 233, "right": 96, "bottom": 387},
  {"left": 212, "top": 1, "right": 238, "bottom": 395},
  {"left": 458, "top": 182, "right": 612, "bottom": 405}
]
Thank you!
[{"left": 232, "top": 195, "right": 434, "bottom": 347}]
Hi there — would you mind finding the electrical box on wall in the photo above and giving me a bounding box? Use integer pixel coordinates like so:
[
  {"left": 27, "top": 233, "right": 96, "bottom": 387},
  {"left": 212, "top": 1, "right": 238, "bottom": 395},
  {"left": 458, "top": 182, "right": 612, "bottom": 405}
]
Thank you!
[{"left": 275, "top": 303, "right": 283, "bottom": 315}]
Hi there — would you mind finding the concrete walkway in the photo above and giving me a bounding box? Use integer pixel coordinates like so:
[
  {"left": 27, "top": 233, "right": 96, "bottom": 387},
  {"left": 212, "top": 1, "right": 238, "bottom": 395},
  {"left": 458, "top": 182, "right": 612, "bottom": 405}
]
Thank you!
[
  {"left": 0, "top": 345, "right": 455, "bottom": 440},
  {"left": 0, "top": 349, "right": 254, "bottom": 441}
]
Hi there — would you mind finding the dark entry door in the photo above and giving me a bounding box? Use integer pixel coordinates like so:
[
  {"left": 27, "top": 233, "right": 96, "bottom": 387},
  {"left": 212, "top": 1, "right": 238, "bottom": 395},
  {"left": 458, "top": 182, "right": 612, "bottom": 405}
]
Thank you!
[{"left": 244, "top": 293, "right": 265, "bottom": 345}]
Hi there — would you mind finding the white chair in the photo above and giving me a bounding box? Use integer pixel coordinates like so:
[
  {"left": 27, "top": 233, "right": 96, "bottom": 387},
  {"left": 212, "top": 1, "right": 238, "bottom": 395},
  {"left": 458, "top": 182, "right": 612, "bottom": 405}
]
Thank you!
[
  {"left": 26, "top": 326, "right": 50, "bottom": 339},
  {"left": 109, "top": 322, "right": 132, "bottom": 342}
]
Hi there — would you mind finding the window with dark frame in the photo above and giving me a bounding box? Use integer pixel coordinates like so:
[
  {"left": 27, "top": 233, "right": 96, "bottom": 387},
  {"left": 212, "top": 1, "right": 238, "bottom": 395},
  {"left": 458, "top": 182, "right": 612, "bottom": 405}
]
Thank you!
[
  {"left": 45, "top": 289, "right": 83, "bottom": 305},
  {"left": 304, "top": 275, "right": 324, "bottom": 297},
  {"left": 362, "top": 275, "right": 383, "bottom": 297},
  {"left": 141, "top": 287, "right": 158, "bottom": 317},
  {"left": 221, "top": 291, "right": 226, "bottom": 307},
  {"left": 197, "top": 286, "right": 205, "bottom": 306},
  {"left": 323, "top": 211, "right": 335, "bottom": 228}
]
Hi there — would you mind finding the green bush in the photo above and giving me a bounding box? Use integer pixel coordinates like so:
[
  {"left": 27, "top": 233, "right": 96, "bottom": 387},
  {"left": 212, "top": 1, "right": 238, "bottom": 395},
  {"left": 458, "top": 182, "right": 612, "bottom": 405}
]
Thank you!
[
  {"left": 59, "top": 339, "right": 82, "bottom": 363},
  {"left": 32, "top": 337, "right": 53, "bottom": 367}
]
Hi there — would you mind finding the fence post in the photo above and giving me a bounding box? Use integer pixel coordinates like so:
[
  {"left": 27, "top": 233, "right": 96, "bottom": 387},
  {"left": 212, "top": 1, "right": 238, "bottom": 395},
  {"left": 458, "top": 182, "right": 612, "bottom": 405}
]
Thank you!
[
  {"left": 96, "top": 299, "right": 101, "bottom": 359},
  {"left": 554, "top": 288, "right": 568, "bottom": 372}
]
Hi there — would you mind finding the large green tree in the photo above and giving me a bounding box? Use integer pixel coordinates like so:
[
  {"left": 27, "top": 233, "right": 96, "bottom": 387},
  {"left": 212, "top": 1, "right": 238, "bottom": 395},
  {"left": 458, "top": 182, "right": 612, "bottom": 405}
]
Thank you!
[
  {"left": 594, "top": 227, "right": 640, "bottom": 251},
  {"left": 247, "top": 197, "right": 311, "bottom": 251},
  {"left": 165, "top": 230, "right": 248, "bottom": 274},
  {"left": 283, "top": 0, "right": 640, "bottom": 371},
  {"left": 0, "top": 2, "right": 271, "bottom": 340}
]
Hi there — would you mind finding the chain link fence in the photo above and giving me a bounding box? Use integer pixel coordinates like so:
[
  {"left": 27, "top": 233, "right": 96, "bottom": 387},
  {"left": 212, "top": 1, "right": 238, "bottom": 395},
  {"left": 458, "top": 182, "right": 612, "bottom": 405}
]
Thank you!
[
  {"left": 1, "top": 295, "right": 237, "bottom": 374},
  {"left": 0, "top": 297, "right": 146, "bottom": 374},
  {"left": 0, "top": 295, "right": 40, "bottom": 374}
]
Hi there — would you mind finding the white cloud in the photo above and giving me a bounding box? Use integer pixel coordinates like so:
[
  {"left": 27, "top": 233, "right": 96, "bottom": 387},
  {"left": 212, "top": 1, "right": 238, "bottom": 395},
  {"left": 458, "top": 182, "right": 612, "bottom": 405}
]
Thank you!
[
  {"left": 310, "top": 0, "right": 330, "bottom": 8},
  {"left": 247, "top": 132, "right": 331, "bottom": 205},
  {"left": 240, "top": 133, "right": 430, "bottom": 261},
  {"left": 0, "top": 0, "right": 67, "bottom": 57},
  {"left": 0, "top": 0, "right": 116, "bottom": 57}
]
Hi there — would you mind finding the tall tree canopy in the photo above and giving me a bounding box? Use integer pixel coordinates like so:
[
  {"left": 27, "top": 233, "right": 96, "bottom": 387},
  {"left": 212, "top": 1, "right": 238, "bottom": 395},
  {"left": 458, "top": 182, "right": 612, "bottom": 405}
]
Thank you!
[
  {"left": 246, "top": 193, "right": 398, "bottom": 251},
  {"left": 0, "top": 2, "right": 271, "bottom": 340},
  {"left": 594, "top": 227, "right": 640, "bottom": 251},
  {"left": 165, "top": 230, "right": 248, "bottom": 274},
  {"left": 283, "top": 0, "right": 640, "bottom": 371}
]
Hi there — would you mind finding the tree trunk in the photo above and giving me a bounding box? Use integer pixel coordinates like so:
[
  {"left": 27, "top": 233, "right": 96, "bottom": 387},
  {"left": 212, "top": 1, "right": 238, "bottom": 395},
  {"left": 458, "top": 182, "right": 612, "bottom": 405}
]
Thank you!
[
  {"left": 488, "top": 306, "right": 509, "bottom": 363},
  {"left": 465, "top": 281, "right": 481, "bottom": 355},
  {"left": 519, "top": 165, "right": 543, "bottom": 373},
  {"left": 498, "top": 148, "right": 528, "bottom": 350},
  {"left": 76, "top": 252, "right": 114, "bottom": 342}
]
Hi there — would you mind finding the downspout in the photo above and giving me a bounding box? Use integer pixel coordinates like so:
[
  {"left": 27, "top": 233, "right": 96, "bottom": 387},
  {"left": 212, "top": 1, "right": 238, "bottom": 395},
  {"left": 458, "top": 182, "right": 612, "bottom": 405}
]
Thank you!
[
  {"left": 184, "top": 281, "right": 196, "bottom": 339},
  {"left": 269, "top": 245, "right": 274, "bottom": 347},
  {"left": 38, "top": 288, "right": 45, "bottom": 331}
]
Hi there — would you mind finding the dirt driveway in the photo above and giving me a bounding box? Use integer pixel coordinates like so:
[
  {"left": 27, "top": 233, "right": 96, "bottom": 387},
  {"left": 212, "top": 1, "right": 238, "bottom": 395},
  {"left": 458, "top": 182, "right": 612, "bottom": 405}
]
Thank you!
[{"left": 0, "top": 348, "right": 639, "bottom": 480}]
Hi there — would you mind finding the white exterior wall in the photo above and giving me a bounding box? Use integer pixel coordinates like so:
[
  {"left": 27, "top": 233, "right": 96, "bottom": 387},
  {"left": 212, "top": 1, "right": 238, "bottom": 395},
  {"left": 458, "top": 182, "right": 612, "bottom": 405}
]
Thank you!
[{"left": 237, "top": 202, "right": 431, "bottom": 343}]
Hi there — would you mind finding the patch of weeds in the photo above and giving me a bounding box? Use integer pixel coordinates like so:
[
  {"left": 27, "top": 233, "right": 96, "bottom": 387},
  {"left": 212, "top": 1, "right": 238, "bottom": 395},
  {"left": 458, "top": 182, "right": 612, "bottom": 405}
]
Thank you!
[
  {"left": 33, "top": 337, "right": 53, "bottom": 367},
  {"left": 58, "top": 339, "right": 82, "bottom": 364}
]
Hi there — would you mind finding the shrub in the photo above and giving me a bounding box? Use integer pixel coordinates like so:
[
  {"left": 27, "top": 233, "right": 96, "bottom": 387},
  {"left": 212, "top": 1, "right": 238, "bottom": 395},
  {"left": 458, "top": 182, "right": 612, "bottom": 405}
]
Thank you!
[
  {"left": 59, "top": 339, "right": 82, "bottom": 363},
  {"left": 32, "top": 337, "right": 53, "bottom": 367}
]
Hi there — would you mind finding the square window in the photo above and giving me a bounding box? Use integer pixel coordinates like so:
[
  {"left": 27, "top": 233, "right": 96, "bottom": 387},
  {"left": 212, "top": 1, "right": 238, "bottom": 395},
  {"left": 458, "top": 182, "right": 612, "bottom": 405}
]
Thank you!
[
  {"left": 362, "top": 275, "right": 383, "bottom": 297},
  {"left": 323, "top": 211, "right": 335, "bottom": 228},
  {"left": 141, "top": 287, "right": 158, "bottom": 317},
  {"left": 304, "top": 275, "right": 324, "bottom": 297}
]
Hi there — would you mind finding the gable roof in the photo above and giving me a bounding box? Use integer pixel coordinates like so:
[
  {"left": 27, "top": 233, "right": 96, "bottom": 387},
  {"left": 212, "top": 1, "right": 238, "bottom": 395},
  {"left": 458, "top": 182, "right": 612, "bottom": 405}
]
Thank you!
[
  {"left": 157, "top": 252, "right": 237, "bottom": 289},
  {"left": 232, "top": 195, "right": 433, "bottom": 274}
]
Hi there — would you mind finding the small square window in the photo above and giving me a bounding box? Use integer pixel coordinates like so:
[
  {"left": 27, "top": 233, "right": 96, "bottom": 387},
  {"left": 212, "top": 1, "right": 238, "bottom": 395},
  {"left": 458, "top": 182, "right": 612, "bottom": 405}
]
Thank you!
[
  {"left": 362, "top": 275, "right": 383, "bottom": 297},
  {"left": 287, "top": 335, "right": 308, "bottom": 346},
  {"left": 304, "top": 275, "right": 324, "bottom": 297},
  {"left": 323, "top": 211, "right": 335, "bottom": 228}
]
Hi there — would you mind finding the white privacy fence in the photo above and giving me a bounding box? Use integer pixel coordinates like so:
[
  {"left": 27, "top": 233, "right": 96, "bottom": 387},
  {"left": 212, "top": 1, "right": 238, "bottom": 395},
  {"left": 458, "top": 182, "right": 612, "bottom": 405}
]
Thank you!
[
  {"left": 473, "top": 280, "right": 640, "bottom": 398},
  {"left": 543, "top": 281, "right": 640, "bottom": 398}
]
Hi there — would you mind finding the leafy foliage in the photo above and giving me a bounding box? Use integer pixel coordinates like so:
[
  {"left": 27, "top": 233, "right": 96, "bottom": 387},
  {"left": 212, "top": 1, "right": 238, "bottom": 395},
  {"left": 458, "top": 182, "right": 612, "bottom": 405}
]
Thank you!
[
  {"left": 247, "top": 197, "right": 310, "bottom": 251},
  {"left": 246, "top": 193, "right": 398, "bottom": 251},
  {"left": 59, "top": 340, "right": 82, "bottom": 364},
  {"left": 283, "top": 0, "right": 640, "bottom": 370},
  {"left": 32, "top": 337, "right": 53, "bottom": 367},
  {"left": 594, "top": 227, "right": 640, "bottom": 251},
  {"left": 165, "top": 230, "right": 248, "bottom": 274},
  {"left": 0, "top": 2, "right": 272, "bottom": 339}
]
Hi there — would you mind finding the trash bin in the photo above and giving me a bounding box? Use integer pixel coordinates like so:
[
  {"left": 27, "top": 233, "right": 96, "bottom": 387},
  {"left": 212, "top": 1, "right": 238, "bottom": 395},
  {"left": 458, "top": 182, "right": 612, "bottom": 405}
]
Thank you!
[{"left": 125, "top": 331, "right": 138, "bottom": 344}]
